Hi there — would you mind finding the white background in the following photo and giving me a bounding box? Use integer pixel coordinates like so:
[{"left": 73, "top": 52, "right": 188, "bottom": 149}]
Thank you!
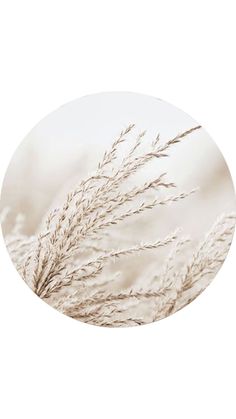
[{"left": 0, "top": 1, "right": 235, "bottom": 418}]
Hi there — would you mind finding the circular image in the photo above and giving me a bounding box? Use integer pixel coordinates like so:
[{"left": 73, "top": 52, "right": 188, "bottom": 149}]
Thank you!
[{"left": 0, "top": 92, "right": 235, "bottom": 327}]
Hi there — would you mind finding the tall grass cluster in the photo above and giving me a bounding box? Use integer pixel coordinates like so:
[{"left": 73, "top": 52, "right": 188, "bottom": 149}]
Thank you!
[{"left": 1, "top": 124, "right": 235, "bottom": 326}]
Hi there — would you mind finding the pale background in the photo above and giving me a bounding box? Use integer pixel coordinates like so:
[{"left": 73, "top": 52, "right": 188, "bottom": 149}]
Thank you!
[
  {"left": 1, "top": 93, "right": 235, "bottom": 293},
  {"left": 0, "top": 1, "right": 236, "bottom": 418},
  {"left": 1, "top": 92, "right": 235, "bottom": 241}
]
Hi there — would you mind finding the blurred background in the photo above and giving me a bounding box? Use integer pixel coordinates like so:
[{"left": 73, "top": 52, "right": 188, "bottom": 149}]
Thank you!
[{"left": 1, "top": 92, "right": 235, "bottom": 288}]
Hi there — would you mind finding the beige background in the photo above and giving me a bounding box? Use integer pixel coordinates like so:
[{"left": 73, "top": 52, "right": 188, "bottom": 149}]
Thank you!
[
  {"left": 1, "top": 92, "right": 235, "bottom": 241},
  {"left": 1, "top": 93, "right": 235, "bottom": 292}
]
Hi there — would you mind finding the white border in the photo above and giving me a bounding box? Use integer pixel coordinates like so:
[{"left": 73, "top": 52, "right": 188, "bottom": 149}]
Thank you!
[{"left": 1, "top": 1, "right": 235, "bottom": 417}]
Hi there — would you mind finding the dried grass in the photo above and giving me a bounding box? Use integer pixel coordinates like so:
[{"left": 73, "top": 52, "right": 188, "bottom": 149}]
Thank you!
[{"left": 1, "top": 124, "right": 235, "bottom": 327}]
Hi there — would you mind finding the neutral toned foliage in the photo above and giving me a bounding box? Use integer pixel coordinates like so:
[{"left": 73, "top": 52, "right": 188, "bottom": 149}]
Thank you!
[{"left": 1, "top": 124, "right": 235, "bottom": 326}]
